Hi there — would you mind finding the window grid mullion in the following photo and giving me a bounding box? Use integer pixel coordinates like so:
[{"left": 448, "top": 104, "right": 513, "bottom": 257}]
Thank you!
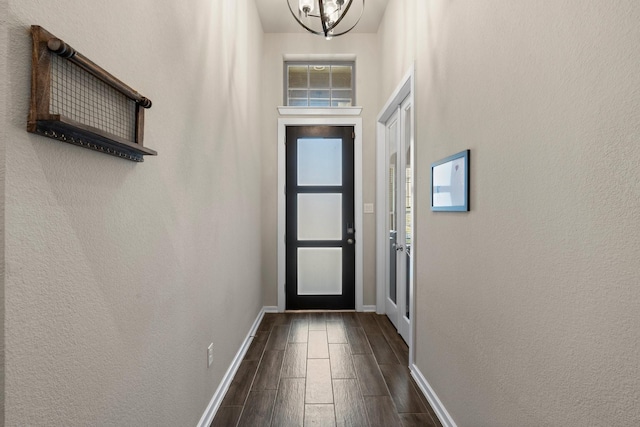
[
  {"left": 329, "top": 66, "right": 333, "bottom": 107},
  {"left": 307, "top": 66, "right": 311, "bottom": 107}
]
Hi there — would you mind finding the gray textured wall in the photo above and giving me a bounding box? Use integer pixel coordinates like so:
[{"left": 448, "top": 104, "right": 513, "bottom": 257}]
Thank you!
[
  {"left": 379, "top": 0, "right": 640, "bottom": 425},
  {"left": 3, "top": 1, "right": 264, "bottom": 425}
]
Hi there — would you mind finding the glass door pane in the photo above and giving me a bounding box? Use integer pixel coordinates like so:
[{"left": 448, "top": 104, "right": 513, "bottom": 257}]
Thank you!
[
  {"left": 388, "top": 119, "right": 398, "bottom": 304},
  {"left": 297, "top": 193, "right": 342, "bottom": 240},
  {"left": 298, "top": 138, "right": 342, "bottom": 186},
  {"left": 404, "top": 105, "right": 413, "bottom": 320},
  {"left": 298, "top": 248, "right": 342, "bottom": 295}
]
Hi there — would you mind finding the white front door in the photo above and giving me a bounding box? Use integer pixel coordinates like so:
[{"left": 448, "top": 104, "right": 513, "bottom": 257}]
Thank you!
[{"left": 384, "top": 95, "right": 413, "bottom": 344}]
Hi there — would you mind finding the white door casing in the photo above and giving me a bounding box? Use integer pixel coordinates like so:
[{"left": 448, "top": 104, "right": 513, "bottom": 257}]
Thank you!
[{"left": 376, "top": 66, "right": 415, "bottom": 364}]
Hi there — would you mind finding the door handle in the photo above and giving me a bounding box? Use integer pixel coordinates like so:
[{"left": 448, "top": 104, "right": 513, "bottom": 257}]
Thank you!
[
  {"left": 347, "top": 238, "right": 355, "bottom": 245},
  {"left": 395, "top": 244, "right": 404, "bottom": 252}
]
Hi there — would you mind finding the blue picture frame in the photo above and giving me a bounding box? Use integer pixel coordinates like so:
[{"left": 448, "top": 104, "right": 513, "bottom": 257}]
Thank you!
[{"left": 431, "top": 150, "right": 470, "bottom": 212}]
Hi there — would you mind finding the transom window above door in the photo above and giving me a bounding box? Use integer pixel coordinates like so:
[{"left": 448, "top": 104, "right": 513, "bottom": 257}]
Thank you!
[{"left": 284, "top": 61, "right": 355, "bottom": 107}]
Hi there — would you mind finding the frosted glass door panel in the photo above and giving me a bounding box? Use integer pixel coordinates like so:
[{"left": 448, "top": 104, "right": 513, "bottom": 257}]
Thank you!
[
  {"left": 298, "top": 193, "right": 342, "bottom": 240},
  {"left": 297, "top": 138, "right": 342, "bottom": 186},
  {"left": 298, "top": 248, "right": 342, "bottom": 295}
]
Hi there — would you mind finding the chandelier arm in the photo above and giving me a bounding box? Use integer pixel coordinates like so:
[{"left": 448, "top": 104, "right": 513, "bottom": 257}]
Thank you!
[
  {"left": 329, "top": 20, "right": 362, "bottom": 36},
  {"left": 327, "top": 0, "right": 354, "bottom": 31},
  {"left": 327, "top": 0, "right": 364, "bottom": 35},
  {"left": 328, "top": 0, "right": 364, "bottom": 36},
  {"left": 285, "top": 0, "right": 327, "bottom": 36}
]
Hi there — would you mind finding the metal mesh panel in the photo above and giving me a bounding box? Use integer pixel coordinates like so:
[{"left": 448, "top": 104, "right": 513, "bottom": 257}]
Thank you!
[{"left": 49, "top": 54, "right": 136, "bottom": 142}]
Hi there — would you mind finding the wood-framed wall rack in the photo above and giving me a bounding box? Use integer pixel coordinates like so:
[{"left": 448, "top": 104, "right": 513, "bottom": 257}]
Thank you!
[{"left": 27, "top": 25, "right": 157, "bottom": 162}]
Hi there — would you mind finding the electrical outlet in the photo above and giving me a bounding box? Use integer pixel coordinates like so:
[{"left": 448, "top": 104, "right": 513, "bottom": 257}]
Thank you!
[{"left": 207, "top": 343, "right": 214, "bottom": 368}]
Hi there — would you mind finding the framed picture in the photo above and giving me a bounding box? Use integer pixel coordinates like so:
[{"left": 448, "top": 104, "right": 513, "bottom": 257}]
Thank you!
[{"left": 431, "top": 150, "right": 470, "bottom": 211}]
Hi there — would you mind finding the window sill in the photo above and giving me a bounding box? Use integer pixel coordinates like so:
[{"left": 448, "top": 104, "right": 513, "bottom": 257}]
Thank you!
[{"left": 277, "top": 106, "right": 363, "bottom": 116}]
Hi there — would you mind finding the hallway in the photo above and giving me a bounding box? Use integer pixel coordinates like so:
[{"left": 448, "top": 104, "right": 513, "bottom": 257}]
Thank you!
[
  {"left": 212, "top": 312, "right": 441, "bottom": 426},
  {"left": 4, "top": 1, "right": 639, "bottom": 424}
]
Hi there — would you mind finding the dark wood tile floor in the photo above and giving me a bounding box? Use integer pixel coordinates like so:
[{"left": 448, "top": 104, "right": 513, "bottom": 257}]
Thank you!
[{"left": 211, "top": 312, "right": 442, "bottom": 427}]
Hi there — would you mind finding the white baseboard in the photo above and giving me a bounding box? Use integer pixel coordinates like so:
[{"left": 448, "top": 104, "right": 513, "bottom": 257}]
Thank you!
[
  {"left": 362, "top": 305, "right": 377, "bottom": 312},
  {"left": 410, "top": 364, "right": 457, "bottom": 427},
  {"left": 197, "top": 307, "right": 268, "bottom": 427}
]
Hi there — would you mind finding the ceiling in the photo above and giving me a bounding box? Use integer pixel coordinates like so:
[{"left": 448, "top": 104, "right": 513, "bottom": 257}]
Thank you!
[{"left": 255, "top": 0, "right": 390, "bottom": 34}]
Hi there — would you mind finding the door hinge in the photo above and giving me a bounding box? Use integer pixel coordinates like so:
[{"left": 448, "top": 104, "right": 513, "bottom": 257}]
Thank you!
[{"left": 352, "top": 131, "right": 355, "bottom": 139}]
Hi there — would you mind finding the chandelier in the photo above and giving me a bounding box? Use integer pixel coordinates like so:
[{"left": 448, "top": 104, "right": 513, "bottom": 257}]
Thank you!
[{"left": 286, "top": 0, "right": 365, "bottom": 39}]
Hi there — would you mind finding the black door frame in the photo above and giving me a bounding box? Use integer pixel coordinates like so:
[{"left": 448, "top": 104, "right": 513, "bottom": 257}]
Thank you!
[{"left": 285, "top": 125, "right": 355, "bottom": 310}]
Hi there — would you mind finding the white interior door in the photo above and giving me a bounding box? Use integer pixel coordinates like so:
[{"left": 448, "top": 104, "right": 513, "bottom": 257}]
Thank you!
[
  {"left": 384, "top": 96, "right": 413, "bottom": 344},
  {"left": 398, "top": 98, "right": 413, "bottom": 342},
  {"left": 384, "top": 108, "right": 401, "bottom": 328}
]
